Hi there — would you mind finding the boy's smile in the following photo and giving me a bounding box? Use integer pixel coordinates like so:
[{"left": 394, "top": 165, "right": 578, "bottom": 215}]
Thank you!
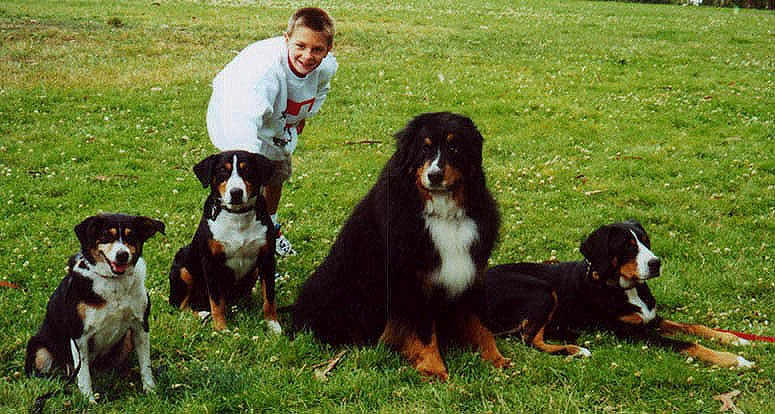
[{"left": 285, "top": 26, "right": 331, "bottom": 77}]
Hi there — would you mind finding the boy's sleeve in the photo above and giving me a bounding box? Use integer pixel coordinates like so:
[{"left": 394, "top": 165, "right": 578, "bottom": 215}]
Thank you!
[
  {"left": 209, "top": 70, "right": 278, "bottom": 153},
  {"left": 310, "top": 55, "right": 338, "bottom": 115}
]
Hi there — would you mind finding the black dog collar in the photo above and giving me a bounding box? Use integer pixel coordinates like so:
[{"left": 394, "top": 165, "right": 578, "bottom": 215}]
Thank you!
[
  {"left": 210, "top": 199, "right": 255, "bottom": 219},
  {"left": 584, "top": 259, "right": 621, "bottom": 287}
]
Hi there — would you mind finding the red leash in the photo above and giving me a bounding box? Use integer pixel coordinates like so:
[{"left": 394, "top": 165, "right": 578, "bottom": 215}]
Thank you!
[{"left": 717, "top": 329, "right": 775, "bottom": 343}]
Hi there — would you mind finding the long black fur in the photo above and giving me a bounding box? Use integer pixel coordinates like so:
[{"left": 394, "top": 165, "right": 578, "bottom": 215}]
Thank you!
[{"left": 291, "top": 112, "right": 499, "bottom": 345}]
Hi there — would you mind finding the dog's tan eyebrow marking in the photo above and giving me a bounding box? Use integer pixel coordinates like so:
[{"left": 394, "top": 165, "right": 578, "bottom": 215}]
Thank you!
[
  {"left": 447, "top": 133, "right": 454, "bottom": 142},
  {"left": 225, "top": 162, "right": 232, "bottom": 170},
  {"left": 109, "top": 228, "right": 118, "bottom": 236},
  {"left": 239, "top": 162, "right": 246, "bottom": 169},
  {"left": 124, "top": 228, "right": 132, "bottom": 237},
  {"left": 424, "top": 137, "right": 432, "bottom": 146}
]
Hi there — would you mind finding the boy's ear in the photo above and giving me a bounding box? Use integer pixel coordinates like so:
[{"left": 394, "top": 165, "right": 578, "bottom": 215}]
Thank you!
[{"left": 193, "top": 154, "right": 217, "bottom": 188}]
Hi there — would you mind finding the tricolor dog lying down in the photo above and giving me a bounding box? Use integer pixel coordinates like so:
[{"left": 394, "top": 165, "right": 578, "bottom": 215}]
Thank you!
[
  {"left": 484, "top": 221, "right": 754, "bottom": 368},
  {"left": 25, "top": 214, "right": 165, "bottom": 402}
]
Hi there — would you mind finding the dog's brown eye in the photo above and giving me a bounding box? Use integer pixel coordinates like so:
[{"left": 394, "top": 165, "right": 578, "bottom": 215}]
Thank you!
[{"left": 100, "top": 228, "right": 117, "bottom": 241}]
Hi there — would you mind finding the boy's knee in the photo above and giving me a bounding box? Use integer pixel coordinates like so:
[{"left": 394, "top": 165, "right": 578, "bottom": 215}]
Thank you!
[{"left": 267, "top": 158, "right": 292, "bottom": 186}]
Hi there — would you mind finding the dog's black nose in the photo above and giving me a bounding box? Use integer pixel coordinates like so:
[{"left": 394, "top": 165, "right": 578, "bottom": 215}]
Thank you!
[
  {"left": 648, "top": 258, "right": 661, "bottom": 277},
  {"left": 115, "top": 250, "right": 130, "bottom": 265},
  {"left": 230, "top": 188, "right": 244, "bottom": 203},
  {"left": 428, "top": 170, "right": 444, "bottom": 186}
]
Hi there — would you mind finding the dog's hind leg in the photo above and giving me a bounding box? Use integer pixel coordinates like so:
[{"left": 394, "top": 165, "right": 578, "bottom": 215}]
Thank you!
[
  {"left": 169, "top": 248, "right": 195, "bottom": 310},
  {"left": 26, "top": 345, "right": 54, "bottom": 375},
  {"left": 524, "top": 292, "right": 591, "bottom": 357}
]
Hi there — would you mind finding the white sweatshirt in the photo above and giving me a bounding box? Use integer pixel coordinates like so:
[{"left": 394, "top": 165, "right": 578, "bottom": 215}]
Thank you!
[{"left": 206, "top": 37, "right": 338, "bottom": 160}]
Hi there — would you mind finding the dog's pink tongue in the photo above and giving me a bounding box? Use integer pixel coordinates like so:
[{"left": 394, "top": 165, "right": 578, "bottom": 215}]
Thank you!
[{"left": 111, "top": 262, "right": 128, "bottom": 274}]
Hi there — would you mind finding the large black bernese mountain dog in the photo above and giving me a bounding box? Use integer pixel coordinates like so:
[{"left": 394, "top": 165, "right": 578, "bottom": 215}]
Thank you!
[{"left": 291, "top": 112, "right": 508, "bottom": 381}]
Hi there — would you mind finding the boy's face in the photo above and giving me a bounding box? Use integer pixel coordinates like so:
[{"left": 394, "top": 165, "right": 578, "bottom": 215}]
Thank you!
[{"left": 284, "top": 25, "right": 331, "bottom": 77}]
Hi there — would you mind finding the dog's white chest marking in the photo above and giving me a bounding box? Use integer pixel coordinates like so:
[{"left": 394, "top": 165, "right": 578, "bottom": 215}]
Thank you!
[
  {"left": 77, "top": 257, "right": 149, "bottom": 359},
  {"left": 624, "top": 288, "right": 657, "bottom": 324},
  {"left": 209, "top": 211, "right": 268, "bottom": 279},
  {"left": 423, "top": 194, "right": 479, "bottom": 298}
]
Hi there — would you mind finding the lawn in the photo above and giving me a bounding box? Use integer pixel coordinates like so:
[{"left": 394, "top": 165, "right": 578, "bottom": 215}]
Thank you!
[{"left": 1, "top": 0, "right": 773, "bottom": 412}]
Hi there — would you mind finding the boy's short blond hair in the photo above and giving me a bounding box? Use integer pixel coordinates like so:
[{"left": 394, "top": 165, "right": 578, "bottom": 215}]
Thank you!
[{"left": 286, "top": 7, "right": 335, "bottom": 47}]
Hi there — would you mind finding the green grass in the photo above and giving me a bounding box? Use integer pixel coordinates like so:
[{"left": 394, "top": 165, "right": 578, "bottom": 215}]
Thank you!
[{"left": 1, "top": 0, "right": 773, "bottom": 412}]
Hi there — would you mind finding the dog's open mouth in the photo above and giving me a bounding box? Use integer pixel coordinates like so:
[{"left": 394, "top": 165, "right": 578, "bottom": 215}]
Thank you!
[
  {"left": 223, "top": 196, "right": 256, "bottom": 213},
  {"left": 421, "top": 180, "right": 459, "bottom": 193},
  {"left": 100, "top": 252, "right": 128, "bottom": 276}
]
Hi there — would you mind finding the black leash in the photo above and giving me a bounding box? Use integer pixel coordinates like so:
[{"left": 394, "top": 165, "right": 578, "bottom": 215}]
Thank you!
[{"left": 30, "top": 340, "right": 82, "bottom": 414}]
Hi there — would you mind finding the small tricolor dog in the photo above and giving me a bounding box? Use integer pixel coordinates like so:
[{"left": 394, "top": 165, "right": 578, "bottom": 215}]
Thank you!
[
  {"left": 168, "top": 150, "right": 280, "bottom": 333},
  {"left": 291, "top": 112, "right": 507, "bottom": 381},
  {"left": 484, "top": 221, "right": 754, "bottom": 368},
  {"left": 25, "top": 213, "right": 165, "bottom": 402}
]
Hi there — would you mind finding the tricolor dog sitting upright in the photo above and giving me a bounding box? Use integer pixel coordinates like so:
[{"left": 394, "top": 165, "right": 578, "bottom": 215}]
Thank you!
[
  {"left": 168, "top": 150, "right": 280, "bottom": 333},
  {"left": 484, "top": 221, "right": 754, "bottom": 368},
  {"left": 291, "top": 112, "right": 507, "bottom": 381},
  {"left": 25, "top": 214, "right": 165, "bottom": 402}
]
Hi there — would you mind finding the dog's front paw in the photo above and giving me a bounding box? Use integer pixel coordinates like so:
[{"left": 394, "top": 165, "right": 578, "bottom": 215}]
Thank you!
[
  {"left": 572, "top": 346, "right": 592, "bottom": 358},
  {"left": 142, "top": 378, "right": 156, "bottom": 393},
  {"left": 719, "top": 331, "right": 751, "bottom": 346},
  {"left": 266, "top": 320, "right": 282, "bottom": 335},
  {"left": 734, "top": 356, "right": 755, "bottom": 369},
  {"left": 417, "top": 363, "right": 449, "bottom": 382},
  {"left": 490, "top": 355, "right": 511, "bottom": 369}
]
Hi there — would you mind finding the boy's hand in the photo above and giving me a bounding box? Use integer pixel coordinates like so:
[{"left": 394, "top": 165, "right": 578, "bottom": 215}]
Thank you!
[{"left": 296, "top": 119, "right": 306, "bottom": 135}]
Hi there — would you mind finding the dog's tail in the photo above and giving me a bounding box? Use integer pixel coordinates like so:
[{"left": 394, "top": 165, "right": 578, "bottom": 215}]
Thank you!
[{"left": 168, "top": 247, "right": 190, "bottom": 309}]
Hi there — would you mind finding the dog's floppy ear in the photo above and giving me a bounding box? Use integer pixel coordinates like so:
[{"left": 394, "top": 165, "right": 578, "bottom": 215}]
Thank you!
[
  {"left": 193, "top": 154, "right": 218, "bottom": 188},
  {"left": 391, "top": 115, "right": 423, "bottom": 177},
  {"left": 134, "top": 216, "right": 166, "bottom": 242},
  {"left": 251, "top": 153, "right": 276, "bottom": 186},
  {"left": 457, "top": 115, "right": 484, "bottom": 170},
  {"left": 624, "top": 219, "right": 650, "bottom": 248},
  {"left": 74, "top": 215, "right": 104, "bottom": 251},
  {"left": 580, "top": 224, "right": 613, "bottom": 278}
]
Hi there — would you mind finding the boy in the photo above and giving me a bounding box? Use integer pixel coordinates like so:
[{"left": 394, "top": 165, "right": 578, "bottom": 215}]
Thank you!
[{"left": 206, "top": 7, "right": 338, "bottom": 256}]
